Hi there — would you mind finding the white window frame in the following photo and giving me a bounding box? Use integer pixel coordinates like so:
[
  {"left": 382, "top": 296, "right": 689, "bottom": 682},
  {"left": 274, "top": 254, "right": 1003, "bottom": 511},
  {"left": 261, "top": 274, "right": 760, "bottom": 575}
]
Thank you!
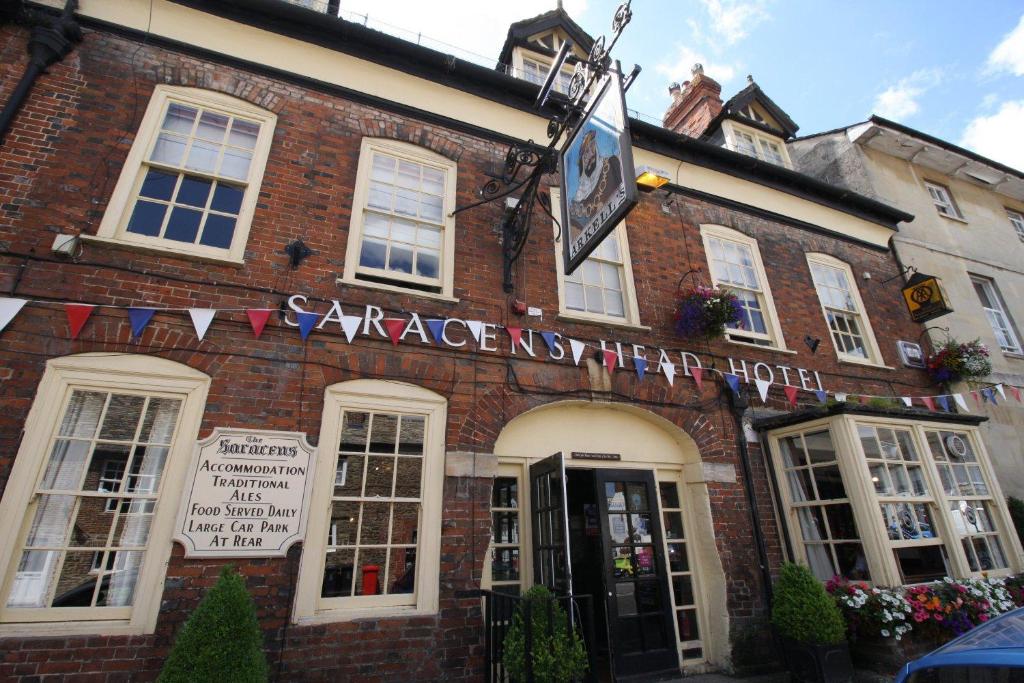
[
  {"left": 768, "top": 415, "right": 1023, "bottom": 587},
  {"left": 700, "top": 224, "right": 788, "bottom": 351},
  {"left": 341, "top": 138, "right": 458, "bottom": 301},
  {"left": 721, "top": 120, "right": 791, "bottom": 168},
  {"left": 0, "top": 354, "right": 209, "bottom": 637},
  {"left": 482, "top": 462, "right": 530, "bottom": 594},
  {"left": 550, "top": 188, "right": 643, "bottom": 328},
  {"left": 293, "top": 380, "right": 445, "bottom": 624},
  {"left": 970, "top": 275, "right": 1022, "bottom": 354},
  {"left": 923, "top": 181, "right": 963, "bottom": 220},
  {"left": 1008, "top": 209, "right": 1024, "bottom": 243},
  {"left": 806, "top": 253, "right": 884, "bottom": 366},
  {"left": 91, "top": 85, "right": 277, "bottom": 264}
]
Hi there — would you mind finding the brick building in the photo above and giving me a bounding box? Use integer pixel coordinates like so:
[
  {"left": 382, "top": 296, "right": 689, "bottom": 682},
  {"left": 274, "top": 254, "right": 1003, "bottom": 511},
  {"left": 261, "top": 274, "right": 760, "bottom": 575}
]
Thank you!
[{"left": 0, "top": 1, "right": 1020, "bottom": 681}]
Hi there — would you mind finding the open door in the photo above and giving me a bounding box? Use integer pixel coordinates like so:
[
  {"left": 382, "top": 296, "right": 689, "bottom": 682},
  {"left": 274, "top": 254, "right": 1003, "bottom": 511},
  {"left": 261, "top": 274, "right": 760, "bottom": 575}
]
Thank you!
[
  {"left": 529, "top": 452, "right": 573, "bottom": 596},
  {"left": 595, "top": 469, "right": 678, "bottom": 679}
]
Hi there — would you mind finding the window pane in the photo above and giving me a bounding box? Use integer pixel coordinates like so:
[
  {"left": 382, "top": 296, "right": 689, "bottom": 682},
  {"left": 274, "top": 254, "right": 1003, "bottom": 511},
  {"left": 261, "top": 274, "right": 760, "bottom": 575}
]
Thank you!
[
  {"left": 164, "top": 207, "right": 203, "bottom": 243},
  {"left": 227, "top": 119, "right": 259, "bottom": 149},
  {"left": 220, "top": 148, "right": 252, "bottom": 180},
  {"left": 176, "top": 177, "right": 212, "bottom": 208},
  {"left": 210, "top": 183, "right": 243, "bottom": 214},
  {"left": 359, "top": 238, "right": 386, "bottom": 269},
  {"left": 162, "top": 103, "right": 196, "bottom": 134},
  {"left": 199, "top": 214, "right": 236, "bottom": 249},
  {"left": 126, "top": 201, "right": 167, "bottom": 237},
  {"left": 139, "top": 169, "right": 177, "bottom": 201},
  {"left": 195, "top": 111, "right": 229, "bottom": 142},
  {"left": 185, "top": 140, "right": 220, "bottom": 174},
  {"left": 151, "top": 133, "right": 187, "bottom": 167}
]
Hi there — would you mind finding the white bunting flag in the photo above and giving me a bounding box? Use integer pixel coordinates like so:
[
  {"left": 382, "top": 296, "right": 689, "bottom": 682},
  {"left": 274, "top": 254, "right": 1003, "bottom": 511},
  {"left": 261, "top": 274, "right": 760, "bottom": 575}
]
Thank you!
[
  {"left": 661, "top": 361, "right": 676, "bottom": 386},
  {"left": 754, "top": 378, "right": 771, "bottom": 403},
  {"left": 835, "top": 393, "right": 848, "bottom": 402},
  {"left": 0, "top": 298, "right": 27, "bottom": 334},
  {"left": 340, "top": 315, "right": 362, "bottom": 343},
  {"left": 996, "top": 384, "right": 1007, "bottom": 401},
  {"left": 188, "top": 309, "right": 216, "bottom": 341},
  {"left": 466, "top": 320, "right": 483, "bottom": 343},
  {"left": 569, "top": 339, "right": 586, "bottom": 366},
  {"left": 953, "top": 393, "right": 969, "bottom": 412},
  {"left": 901, "top": 397, "right": 913, "bottom": 408}
]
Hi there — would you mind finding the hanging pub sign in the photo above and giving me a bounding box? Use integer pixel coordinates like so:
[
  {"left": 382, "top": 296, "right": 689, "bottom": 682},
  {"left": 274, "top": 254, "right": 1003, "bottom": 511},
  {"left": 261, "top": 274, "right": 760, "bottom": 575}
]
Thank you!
[
  {"left": 560, "top": 65, "right": 638, "bottom": 276},
  {"left": 902, "top": 272, "right": 953, "bottom": 323},
  {"left": 174, "top": 428, "right": 316, "bottom": 558}
]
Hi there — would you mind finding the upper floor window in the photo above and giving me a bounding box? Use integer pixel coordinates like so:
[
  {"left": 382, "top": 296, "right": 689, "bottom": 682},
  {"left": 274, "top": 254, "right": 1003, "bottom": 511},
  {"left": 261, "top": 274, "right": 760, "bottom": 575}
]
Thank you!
[
  {"left": 94, "top": 86, "right": 276, "bottom": 263},
  {"left": 806, "top": 254, "right": 883, "bottom": 365},
  {"left": 341, "top": 138, "right": 457, "bottom": 299},
  {"left": 701, "top": 225, "right": 786, "bottom": 349},
  {"left": 521, "top": 57, "right": 573, "bottom": 95},
  {"left": 722, "top": 121, "right": 790, "bottom": 168},
  {"left": 1007, "top": 209, "right": 1024, "bottom": 243},
  {"left": 924, "top": 181, "right": 963, "bottom": 220},
  {"left": 970, "top": 275, "right": 1021, "bottom": 354}
]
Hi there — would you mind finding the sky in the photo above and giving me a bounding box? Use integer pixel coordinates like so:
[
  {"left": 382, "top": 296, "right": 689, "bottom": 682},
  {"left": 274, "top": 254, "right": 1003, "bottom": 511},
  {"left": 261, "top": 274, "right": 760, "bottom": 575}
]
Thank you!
[{"left": 334, "top": 0, "right": 1024, "bottom": 171}]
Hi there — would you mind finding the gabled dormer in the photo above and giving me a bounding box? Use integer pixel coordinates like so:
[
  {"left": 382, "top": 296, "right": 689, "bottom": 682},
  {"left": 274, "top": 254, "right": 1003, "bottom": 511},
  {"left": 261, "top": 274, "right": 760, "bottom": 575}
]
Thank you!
[{"left": 497, "top": 8, "right": 593, "bottom": 95}]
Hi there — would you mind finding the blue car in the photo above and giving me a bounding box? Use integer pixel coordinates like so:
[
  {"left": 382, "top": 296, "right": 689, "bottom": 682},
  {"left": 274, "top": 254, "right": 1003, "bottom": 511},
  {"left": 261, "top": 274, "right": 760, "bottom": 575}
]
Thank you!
[{"left": 896, "top": 607, "right": 1024, "bottom": 682}]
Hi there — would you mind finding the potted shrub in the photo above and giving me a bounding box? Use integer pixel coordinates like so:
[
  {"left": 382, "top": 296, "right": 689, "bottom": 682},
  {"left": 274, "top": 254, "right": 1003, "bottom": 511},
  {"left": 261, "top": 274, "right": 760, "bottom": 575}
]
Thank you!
[
  {"left": 502, "top": 585, "right": 588, "bottom": 683},
  {"left": 925, "top": 339, "right": 991, "bottom": 384},
  {"left": 675, "top": 285, "right": 743, "bottom": 340},
  {"left": 771, "top": 563, "right": 853, "bottom": 683}
]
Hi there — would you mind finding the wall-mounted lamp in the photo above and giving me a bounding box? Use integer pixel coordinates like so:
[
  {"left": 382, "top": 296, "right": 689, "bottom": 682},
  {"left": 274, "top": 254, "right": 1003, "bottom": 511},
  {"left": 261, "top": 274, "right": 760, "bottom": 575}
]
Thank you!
[
  {"left": 804, "top": 336, "right": 821, "bottom": 354},
  {"left": 635, "top": 165, "right": 670, "bottom": 192}
]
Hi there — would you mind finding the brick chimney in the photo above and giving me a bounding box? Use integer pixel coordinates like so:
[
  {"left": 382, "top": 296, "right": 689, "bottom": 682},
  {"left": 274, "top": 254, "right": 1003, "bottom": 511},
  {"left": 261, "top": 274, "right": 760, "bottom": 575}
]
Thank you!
[{"left": 663, "top": 64, "right": 723, "bottom": 138}]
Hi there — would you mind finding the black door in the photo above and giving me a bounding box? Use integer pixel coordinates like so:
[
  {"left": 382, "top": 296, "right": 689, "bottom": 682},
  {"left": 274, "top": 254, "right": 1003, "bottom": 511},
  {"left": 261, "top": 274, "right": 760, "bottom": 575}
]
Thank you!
[
  {"left": 529, "top": 452, "right": 573, "bottom": 595},
  {"left": 595, "top": 469, "right": 677, "bottom": 678}
]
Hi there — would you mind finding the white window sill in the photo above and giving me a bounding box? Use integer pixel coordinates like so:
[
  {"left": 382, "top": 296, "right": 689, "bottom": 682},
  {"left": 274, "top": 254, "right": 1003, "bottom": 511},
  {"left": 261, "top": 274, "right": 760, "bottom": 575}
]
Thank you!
[
  {"left": 837, "top": 357, "right": 894, "bottom": 370},
  {"left": 1001, "top": 352, "right": 1024, "bottom": 361},
  {"left": 724, "top": 337, "right": 797, "bottom": 355},
  {"left": 0, "top": 620, "right": 149, "bottom": 638},
  {"left": 556, "top": 312, "right": 650, "bottom": 332},
  {"left": 294, "top": 605, "right": 436, "bottom": 625},
  {"left": 935, "top": 211, "right": 968, "bottom": 225},
  {"left": 80, "top": 234, "right": 245, "bottom": 267},
  {"left": 336, "top": 276, "right": 459, "bottom": 304}
]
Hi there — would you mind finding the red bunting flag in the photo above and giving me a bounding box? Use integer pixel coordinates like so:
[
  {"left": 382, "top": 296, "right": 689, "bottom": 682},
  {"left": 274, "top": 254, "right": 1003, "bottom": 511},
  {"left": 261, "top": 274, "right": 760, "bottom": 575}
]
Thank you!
[
  {"left": 922, "top": 396, "right": 937, "bottom": 411},
  {"left": 783, "top": 385, "right": 799, "bottom": 407},
  {"left": 65, "top": 304, "right": 95, "bottom": 339},
  {"left": 246, "top": 309, "right": 272, "bottom": 339},
  {"left": 690, "top": 367, "right": 704, "bottom": 392},
  {"left": 506, "top": 326, "right": 522, "bottom": 347},
  {"left": 603, "top": 349, "right": 618, "bottom": 373},
  {"left": 1011, "top": 386, "right": 1022, "bottom": 402},
  {"left": 971, "top": 391, "right": 981, "bottom": 405},
  {"left": 383, "top": 318, "right": 406, "bottom": 346}
]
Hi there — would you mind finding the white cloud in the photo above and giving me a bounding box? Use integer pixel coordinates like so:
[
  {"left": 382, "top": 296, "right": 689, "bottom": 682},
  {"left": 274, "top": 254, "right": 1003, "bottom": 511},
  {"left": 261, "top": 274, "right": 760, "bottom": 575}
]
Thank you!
[
  {"left": 699, "top": 0, "right": 769, "bottom": 46},
  {"left": 655, "top": 44, "right": 738, "bottom": 86},
  {"left": 960, "top": 100, "right": 1024, "bottom": 171},
  {"left": 987, "top": 15, "right": 1024, "bottom": 76},
  {"left": 871, "top": 69, "right": 943, "bottom": 121}
]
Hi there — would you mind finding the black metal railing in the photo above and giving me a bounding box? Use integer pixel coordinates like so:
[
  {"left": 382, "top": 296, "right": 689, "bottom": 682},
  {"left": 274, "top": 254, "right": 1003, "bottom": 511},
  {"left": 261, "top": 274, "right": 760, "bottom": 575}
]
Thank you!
[{"left": 481, "top": 589, "right": 598, "bottom": 683}]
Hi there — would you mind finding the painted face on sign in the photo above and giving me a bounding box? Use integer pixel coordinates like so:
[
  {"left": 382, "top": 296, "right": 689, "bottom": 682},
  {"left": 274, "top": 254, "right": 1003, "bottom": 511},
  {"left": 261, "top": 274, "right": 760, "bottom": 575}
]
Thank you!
[{"left": 579, "top": 131, "right": 598, "bottom": 178}]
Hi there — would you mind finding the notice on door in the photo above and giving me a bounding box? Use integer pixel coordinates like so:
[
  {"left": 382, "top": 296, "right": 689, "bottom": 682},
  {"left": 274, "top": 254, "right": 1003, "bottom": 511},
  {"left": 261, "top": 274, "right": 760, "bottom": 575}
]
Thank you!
[{"left": 174, "top": 428, "right": 316, "bottom": 558}]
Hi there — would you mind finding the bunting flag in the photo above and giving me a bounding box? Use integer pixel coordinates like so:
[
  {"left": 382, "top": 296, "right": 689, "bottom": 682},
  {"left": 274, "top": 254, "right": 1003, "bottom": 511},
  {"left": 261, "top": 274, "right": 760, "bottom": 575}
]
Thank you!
[
  {"left": 383, "top": 318, "right": 406, "bottom": 346},
  {"left": 297, "top": 312, "right": 319, "bottom": 341},
  {"left": 953, "top": 393, "right": 969, "bottom": 412},
  {"left": 506, "top": 327, "right": 522, "bottom": 347},
  {"left": 540, "top": 331, "right": 558, "bottom": 355},
  {"left": 661, "top": 360, "right": 676, "bottom": 386},
  {"left": 340, "top": 315, "right": 362, "bottom": 343},
  {"left": 466, "top": 320, "right": 483, "bottom": 343},
  {"left": 814, "top": 390, "right": 827, "bottom": 404},
  {"left": 569, "top": 339, "right": 586, "bottom": 366},
  {"left": 995, "top": 384, "right": 1007, "bottom": 401},
  {"left": 783, "top": 385, "right": 799, "bottom": 408},
  {"left": 425, "top": 319, "right": 445, "bottom": 345},
  {"left": 922, "top": 396, "right": 936, "bottom": 411},
  {"left": 128, "top": 308, "right": 155, "bottom": 337},
  {"left": 972, "top": 390, "right": 981, "bottom": 405},
  {"left": 690, "top": 367, "right": 704, "bottom": 392},
  {"left": 189, "top": 309, "right": 216, "bottom": 341},
  {"left": 0, "top": 298, "right": 27, "bottom": 334},
  {"left": 246, "top": 309, "right": 272, "bottom": 338},
  {"left": 634, "top": 357, "right": 647, "bottom": 381},
  {"left": 835, "top": 392, "right": 847, "bottom": 403},
  {"left": 754, "top": 378, "right": 771, "bottom": 403},
  {"left": 66, "top": 304, "right": 95, "bottom": 340},
  {"left": 602, "top": 349, "right": 618, "bottom": 373},
  {"left": 981, "top": 388, "right": 996, "bottom": 405},
  {"left": 901, "top": 397, "right": 913, "bottom": 408},
  {"left": 937, "top": 395, "right": 950, "bottom": 412},
  {"left": 1012, "top": 386, "right": 1022, "bottom": 403},
  {"left": 723, "top": 373, "right": 740, "bottom": 395}
]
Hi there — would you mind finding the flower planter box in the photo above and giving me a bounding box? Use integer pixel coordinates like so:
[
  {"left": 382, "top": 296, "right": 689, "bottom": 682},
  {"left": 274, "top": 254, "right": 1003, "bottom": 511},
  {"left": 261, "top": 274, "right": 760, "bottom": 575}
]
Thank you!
[
  {"left": 849, "top": 636, "right": 934, "bottom": 676},
  {"left": 780, "top": 637, "right": 854, "bottom": 683}
]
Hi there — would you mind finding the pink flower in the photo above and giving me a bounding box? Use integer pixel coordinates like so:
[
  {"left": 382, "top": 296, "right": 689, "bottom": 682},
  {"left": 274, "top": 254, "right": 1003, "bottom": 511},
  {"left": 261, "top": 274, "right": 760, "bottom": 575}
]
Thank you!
[
  {"left": 980, "top": 614, "right": 990, "bottom": 622},
  {"left": 913, "top": 611, "right": 927, "bottom": 622}
]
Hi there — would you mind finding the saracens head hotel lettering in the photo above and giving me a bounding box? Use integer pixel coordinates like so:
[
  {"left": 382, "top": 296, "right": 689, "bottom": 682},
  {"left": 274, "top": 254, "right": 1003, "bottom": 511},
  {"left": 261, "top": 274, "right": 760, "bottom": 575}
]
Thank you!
[{"left": 285, "top": 296, "right": 828, "bottom": 393}]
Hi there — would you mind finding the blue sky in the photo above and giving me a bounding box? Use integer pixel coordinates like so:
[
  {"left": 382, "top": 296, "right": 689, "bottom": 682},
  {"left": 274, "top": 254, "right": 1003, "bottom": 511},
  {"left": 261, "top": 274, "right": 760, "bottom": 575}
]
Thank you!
[{"left": 336, "top": 0, "right": 1024, "bottom": 169}]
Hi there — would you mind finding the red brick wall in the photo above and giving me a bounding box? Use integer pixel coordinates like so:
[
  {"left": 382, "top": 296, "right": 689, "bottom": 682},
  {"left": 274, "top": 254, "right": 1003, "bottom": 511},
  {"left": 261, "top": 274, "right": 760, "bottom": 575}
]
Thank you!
[{"left": 0, "top": 21, "right": 934, "bottom": 681}]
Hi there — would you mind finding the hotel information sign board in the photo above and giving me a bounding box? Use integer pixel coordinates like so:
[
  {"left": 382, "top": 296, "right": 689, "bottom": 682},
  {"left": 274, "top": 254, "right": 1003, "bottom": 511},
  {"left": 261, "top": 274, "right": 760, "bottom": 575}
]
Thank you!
[
  {"left": 902, "top": 272, "right": 953, "bottom": 323},
  {"left": 560, "top": 67, "right": 638, "bottom": 276},
  {"left": 174, "top": 428, "right": 316, "bottom": 558}
]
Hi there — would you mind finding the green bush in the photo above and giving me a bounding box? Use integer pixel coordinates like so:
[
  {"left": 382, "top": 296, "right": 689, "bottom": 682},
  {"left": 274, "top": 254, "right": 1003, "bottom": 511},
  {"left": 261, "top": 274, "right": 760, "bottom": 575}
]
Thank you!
[
  {"left": 1008, "top": 496, "right": 1024, "bottom": 548},
  {"left": 159, "top": 566, "right": 268, "bottom": 683},
  {"left": 502, "top": 585, "right": 588, "bottom": 682},
  {"left": 771, "top": 562, "right": 846, "bottom": 645}
]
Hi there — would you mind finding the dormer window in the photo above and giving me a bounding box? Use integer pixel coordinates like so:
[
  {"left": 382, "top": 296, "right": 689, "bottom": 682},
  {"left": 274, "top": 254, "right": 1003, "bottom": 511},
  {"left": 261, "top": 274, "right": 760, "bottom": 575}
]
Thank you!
[
  {"left": 521, "top": 57, "right": 573, "bottom": 95},
  {"left": 739, "top": 104, "right": 765, "bottom": 123},
  {"left": 722, "top": 120, "right": 791, "bottom": 168}
]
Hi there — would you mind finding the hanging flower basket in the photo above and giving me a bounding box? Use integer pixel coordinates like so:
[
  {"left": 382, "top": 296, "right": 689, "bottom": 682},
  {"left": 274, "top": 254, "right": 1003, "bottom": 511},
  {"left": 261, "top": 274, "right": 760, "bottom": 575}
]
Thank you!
[
  {"left": 925, "top": 339, "right": 991, "bottom": 384},
  {"left": 675, "top": 286, "right": 743, "bottom": 340}
]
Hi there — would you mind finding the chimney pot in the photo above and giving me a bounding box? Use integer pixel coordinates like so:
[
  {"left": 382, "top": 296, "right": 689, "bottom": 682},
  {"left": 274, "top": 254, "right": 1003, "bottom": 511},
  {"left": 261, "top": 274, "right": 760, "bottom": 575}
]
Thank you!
[{"left": 691, "top": 63, "right": 704, "bottom": 76}]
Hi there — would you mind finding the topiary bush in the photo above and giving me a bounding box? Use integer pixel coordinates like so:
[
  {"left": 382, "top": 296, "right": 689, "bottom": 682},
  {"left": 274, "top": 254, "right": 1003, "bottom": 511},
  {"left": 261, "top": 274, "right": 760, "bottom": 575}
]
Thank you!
[
  {"left": 502, "top": 585, "right": 588, "bottom": 683},
  {"left": 771, "top": 562, "right": 846, "bottom": 645},
  {"left": 158, "top": 566, "right": 268, "bottom": 683}
]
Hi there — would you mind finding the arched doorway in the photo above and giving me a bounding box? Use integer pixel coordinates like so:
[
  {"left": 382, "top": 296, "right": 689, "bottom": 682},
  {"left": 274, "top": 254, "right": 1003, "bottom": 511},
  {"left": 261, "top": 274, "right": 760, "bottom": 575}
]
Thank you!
[{"left": 489, "top": 401, "right": 728, "bottom": 677}]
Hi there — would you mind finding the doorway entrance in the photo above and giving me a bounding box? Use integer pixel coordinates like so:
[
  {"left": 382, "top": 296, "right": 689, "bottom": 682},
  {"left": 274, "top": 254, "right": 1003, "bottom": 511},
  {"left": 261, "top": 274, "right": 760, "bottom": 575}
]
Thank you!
[{"left": 530, "top": 453, "right": 678, "bottom": 680}]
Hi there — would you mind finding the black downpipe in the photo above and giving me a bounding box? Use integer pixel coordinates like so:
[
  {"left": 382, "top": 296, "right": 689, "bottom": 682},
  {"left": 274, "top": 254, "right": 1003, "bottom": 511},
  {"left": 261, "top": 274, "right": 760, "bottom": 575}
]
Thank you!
[{"left": 0, "top": 0, "right": 81, "bottom": 147}]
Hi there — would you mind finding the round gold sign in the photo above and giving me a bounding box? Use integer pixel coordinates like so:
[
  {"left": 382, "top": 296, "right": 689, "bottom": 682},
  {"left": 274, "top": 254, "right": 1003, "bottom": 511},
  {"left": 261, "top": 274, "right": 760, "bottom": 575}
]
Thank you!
[{"left": 910, "top": 284, "right": 933, "bottom": 304}]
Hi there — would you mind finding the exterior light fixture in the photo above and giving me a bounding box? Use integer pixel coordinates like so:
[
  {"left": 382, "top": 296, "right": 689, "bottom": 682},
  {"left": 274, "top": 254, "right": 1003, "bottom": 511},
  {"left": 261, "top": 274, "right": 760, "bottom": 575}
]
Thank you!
[{"left": 635, "top": 165, "right": 669, "bottom": 192}]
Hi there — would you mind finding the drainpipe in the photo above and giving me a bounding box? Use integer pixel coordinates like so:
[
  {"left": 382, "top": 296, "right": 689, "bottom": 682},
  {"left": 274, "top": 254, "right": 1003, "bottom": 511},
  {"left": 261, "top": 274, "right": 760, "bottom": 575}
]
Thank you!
[
  {"left": 0, "top": 0, "right": 81, "bottom": 147},
  {"left": 724, "top": 385, "right": 774, "bottom": 609}
]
